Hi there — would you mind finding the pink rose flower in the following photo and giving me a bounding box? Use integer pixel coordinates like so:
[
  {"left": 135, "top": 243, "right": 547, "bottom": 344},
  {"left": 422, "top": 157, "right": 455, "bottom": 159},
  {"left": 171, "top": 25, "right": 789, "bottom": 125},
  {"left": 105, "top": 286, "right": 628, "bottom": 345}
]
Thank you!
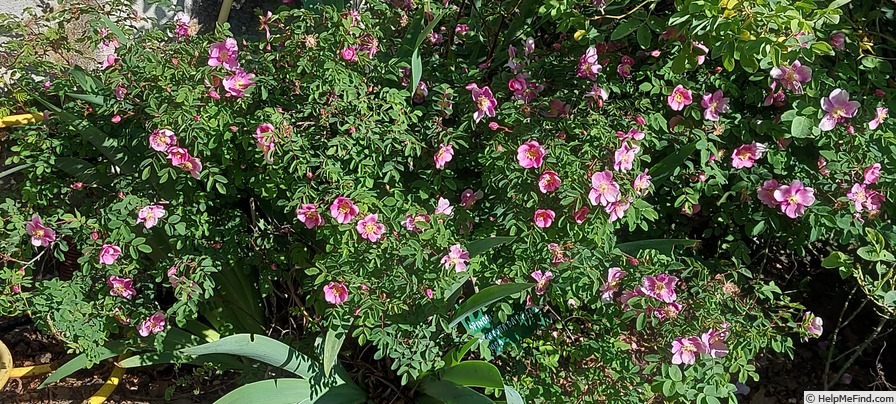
[
  {"left": 616, "top": 128, "right": 645, "bottom": 142},
  {"left": 585, "top": 84, "right": 608, "bottom": 108},
  {"left": 671, "top": 336, "right": 706, "bottom": 365},
  {"left": 847, "top": 183, "right": 868, "bottom": 212},
  {"left": 401, "top": 213, "right": 430, "bottom": 233},
  {"left": 605, "top": 199, "right": 631, "bottom": 222},
  {"left": 460, "top": 189, "right": 484, "bottom": 209},
  {"left": 101, "top": 54, "right": 118, "bottom": 70},
  {"left": 653, "top": 302, "right": 683, "bottom": 321},
  {"left": 356, "top": 214, "right": 385, "bottom": 242},
  {"left": 341, "top": 46, "right": 359, "bottom": 62},
  {"left": 223, "top": 69, "right": 256, "bottom": 98},
  {"left": 149, "top": 129, "right": 177, "bottom": 152},
  {"left": 107, "top": 275, "right": 136, "bottom": 299},
  {"left": 169, "top": 150, "right": 202, "bottom": 179},
  {"left": 599, "top": 267, "right": 626, "bottom": 303},
  {"left": 434, "top": 197, "right": 454, "bottom": 216},
  {"left": 701, "top": 328, "right": 729, "bottom": 358},
  {"left": 773, "top": 180, "right": 816, "bottom": 218},
  {"left": 329, "top": 197, "right": 359, "bottom": 224},
  {"left": 770, "top": 60, "right": 812, "bottom": 94},
  {"left": 440, "top": 244, "right": 470, "bottom": 272},
  {"left": 538, "top": 171, "right": 562, "bottom": 193},
  {"left": 863, "top": 163, "right": 882, "bottom": 185},
  {"left": 25, "top": 214, "right": 56, "bottom": 247},
  {"left": 531, "top": 270, "right": 554, "bottom": 295},
  {"left": 633, "top": 170, "right": 652, "bottom": 196},
  {"left": 613, "top": 142, "right": 640, "bottom": 172},
  {"left": 517, "top": 141, "right": 546, "bottom": 169},
  {"left": 693, "top": 41, "right": 709, "bottom": 65},
  {"left": 667, "top": 85, "right": 692, "bottom": 111},
  {"left": 434, "top": 144, "right": 454, "bottom": 169},
  {"left": 138, "top": 311, "right": 167, "bottom": 337},
  {"left": 830, "top": 32, "right": 846, "bottom": 50},
  {"left": 819, "top": 89, "right": 860, "bottom": 131},
  {"left": 573, "top": 206, "right": 590, "bottom": 224},
  {"left": 533, "top": 209, "right": 555, "bottom": 228},
  {"left": 577, "top": 46, "right": 602, "bottom": 80},
  {"left": 323, "top": 282, "right": 349, "bottom": 305},
  {"left": 869, "top": 107, "right": 888, "bottom": 130},
  {"left": 296, "top": 204, "right": 324, "bottom": 229},
  {"left": 99, "top": 244, "right": 122, "bottom": 265},
  {"left": 640, "top": 274, "right": 678, "bottom": 303},
  {"left": 803, "top": 311, "right": 823, "bottom": 338},
  {"left": 207, "top": 38, "right": 240, "bottom": 71},
  {"left": 589, "top": 170, "right": 621, "bottom": 207},
  {"left": 524, "top": 37, "right": 535, "bottom": 55},
  {"left": 731, "top": 143, "right": 764, "bottom": 169},
  {"left": 701, "top": 89, "right": 730, "bottom": 121},
  {"left": 757, "top": 179, "right": 780, "bottom": 208},
  {"left": 468, "top": 84, "right": 498, "bottom": 123},
  {"left": 137, "top": 205, "right": 166, "bottom": 229},
  {"left": 114, "top": 84, "right": 127, "bottom": 100}
]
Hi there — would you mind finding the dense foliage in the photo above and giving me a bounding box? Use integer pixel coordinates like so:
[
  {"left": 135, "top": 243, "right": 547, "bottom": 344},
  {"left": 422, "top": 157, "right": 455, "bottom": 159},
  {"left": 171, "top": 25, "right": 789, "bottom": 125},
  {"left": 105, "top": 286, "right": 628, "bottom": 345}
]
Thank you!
[{"left": 1, "top": 0, "right": 894, "bottom": 401}]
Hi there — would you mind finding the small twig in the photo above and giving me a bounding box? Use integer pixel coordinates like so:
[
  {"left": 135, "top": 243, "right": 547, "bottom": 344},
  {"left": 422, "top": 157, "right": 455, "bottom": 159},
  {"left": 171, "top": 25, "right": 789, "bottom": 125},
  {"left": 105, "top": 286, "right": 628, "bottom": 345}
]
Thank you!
[
  {"left": 823, "top": 285, "right": 858, "bottom": 389},
  {"left": 592, "top": 0, "right": 656, "bottom": 20},
  {"left": 831, "top": 317, "right": 888, "bottom": 388}
]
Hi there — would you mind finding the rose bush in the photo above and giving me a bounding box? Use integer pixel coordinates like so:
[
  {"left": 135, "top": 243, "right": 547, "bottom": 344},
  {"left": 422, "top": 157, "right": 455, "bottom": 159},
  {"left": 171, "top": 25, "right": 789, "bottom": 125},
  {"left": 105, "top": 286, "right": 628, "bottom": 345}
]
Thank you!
[{"left": 0, "top": 0, "right": 893, "bottom": 401}]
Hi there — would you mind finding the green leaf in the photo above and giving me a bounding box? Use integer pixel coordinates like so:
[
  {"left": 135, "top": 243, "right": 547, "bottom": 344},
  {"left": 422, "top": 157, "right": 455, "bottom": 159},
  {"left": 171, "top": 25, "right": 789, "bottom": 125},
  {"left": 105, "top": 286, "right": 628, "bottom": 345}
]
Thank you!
[
  {"left": 443, "top": 337, "right": 478, "bottom": 367},
  {"left": 419, "top": 380, "right": 494, "bottom": 404},
  {"left": 39, "top": 341, "right": 127, "bottom": 388},
  {"left": 323, "top": 324, "right": 348, "bottom": 377},
  {"left": 0, "top": 163, "right": 32, "bottom": 180},
  {"left": 615, "top": 239, "right": 698, "bottom": 255},
  {"left": 442, "top": 361, "right": 504, "bottom": 389},
  {"left": 650, "top": 142, "right": 697, "bottom": 185},
  {"left": 883, "top": 291, "right": 896, "bottom": 306},
  {"left": 821, "top": 251, "right": 852, "bottom": 268},
  {"left": 411, "top": 49, "right": 423, "bottom": 98},
  {"left": 98, "top": 15, "right": 130, "bottom": 45},
  {"left": 828, "top": 0, "right": 851, "bottom": 9},
  {"left": 610, "top": 19, "right": 642, "bottom": 41},
  {"left": 215, "top": 378, "right": 366, "bottom": 404},
  {"left": 668, "top": 364, "right": 682, "bottom": 381},
  {"left": 117, "top": 352, "right": 244, "bottom": 370},
  {"left": 180, "top": 334, "right": 325, "bottom": 380},
  {"left": 448, "top": 283, "right": 534, "bottom": 329},
  {"left": 504, "top": 385, "right": 526, "bottom": 404},
  {"left": 466, "top": 236, "right": 515, "bottom": 258},
  {"left": 791, "top": 116, "right": 812, "bottom": 138},
  {"left": 636, "top": 25, "right": 652, "bottom": 49}
]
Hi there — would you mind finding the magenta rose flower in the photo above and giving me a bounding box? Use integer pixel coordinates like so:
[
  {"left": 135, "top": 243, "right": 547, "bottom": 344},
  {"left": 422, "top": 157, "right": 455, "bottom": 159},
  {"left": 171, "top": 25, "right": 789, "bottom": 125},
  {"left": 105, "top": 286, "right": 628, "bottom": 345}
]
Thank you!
[
  {"left": 538, "top": 171, "right": 561, "bottom": 193},
  {"left": 440, "top": 244, "right": 470, "bottom": 272},
  {"left": 640, "top": 274, "right": 678, "bottom": 303},
  {"left": 355, "top": 214, "right": 385, "bottom": 242},
  {"left": 149, "top": 129, "right": 177, "bottom": 152},
  {"left": 107, "top": 275, "right": 136, "bottom": 299},
  {"left": 99, "top": 244, "right": 122, "bottom": 265},
  {"left": 605, "top": 199, "right": 631, "bottom": 222},
  {"left": 667, "top": 85, "right": 692, "bottom": 111},
  {"left": 613, "top": 142, "right": 640, "bottom": 172},
  {"left": 296, "top": 204, "right": 324, "bottom": 229},
  {"left": 700, "top": 89, "right": 730, "bottom": 121},
  {"left": 323, "top": 282, "right": 349, "bottom": 305},
  {"left": 533, "top": 209, "right": 555, "bottom": 228},
  {"left": 573, "top": 206, "right": 590, "bottom": 224},
  {"left": 770, "top": 60, "right": 812, "bottom": 94},
  {"left": 599, "top": 267, "right": 626, "bottom": 303},
  {"left": 757, "top": 179, "right": 780, "bottom": 208},
  {"left": 633, "top": 170, "right": 651, "bottom": 196},
  {"left": 138, "top": 311, "right": 167, "bottom": 337},
  {"left": 329, "top": 197, "right": 359, "bottom": 224},
  {"left": 517, "top": 141, "right": 546, "bottom": 169},
  {"left": 577, "top": 46, "right": 602, "bottom": 80},
  {"left": 207, "top": 38, "right": 239, "bottom": 71},
  {"left": 137, "top": 205, "right": 166, "bottom": 229},
  {"left": 589, "top": 170, "right": 621, "bottom": 207},
  {"left": 773, "top": 180, "right": 816, "bottom": 218},
  {"left": 531, "top": 270, "right": 554, "bottom": 295},
  {"left": 863, "top": 163, "right": 882, "bottom": 185},
  {"left": 671, "top": 336, "right": 706, "bottom": 365},
  {"left": 222, "top": 69, "right": 256, "bottom": 98},
  {"left": 468, "top": 84, "right": 498, "bottom": 123},
  {"left": 25, "top": 214, "right": 56, "bottom": 247},
  {"left": 731, "top": 143, "right": 764, "bottom": 169},
  {"left": 819, "top": 89, "right": 860, "bottom": 131},
  {"left": 434, "top": 144, "right": 454, "bottom": 170}
]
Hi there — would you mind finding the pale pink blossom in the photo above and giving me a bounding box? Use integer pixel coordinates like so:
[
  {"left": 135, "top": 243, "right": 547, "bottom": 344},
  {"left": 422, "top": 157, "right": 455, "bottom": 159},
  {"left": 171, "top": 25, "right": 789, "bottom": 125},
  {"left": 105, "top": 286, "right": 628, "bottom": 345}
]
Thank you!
[
  {"left": 25, "top": 214, "right": 56, "bottom": 247},
  {"left": 149, "top": 129, "right": 177, "bottom": 151},
  {"left": 605, "top": 199, "right": 630, "bottom": 222},
  {"left": 671, "top": 336, "right": 705, "bottom": 365},
  {"left": 101, "top": 54, "right": 118, "bottom": 70},
  {"left": 864, "top": 163, "right": 882, "bottom": 185},
  {"left": 633, "top": 170, "right": 651, "bottom": 195},
  {"left": 803, "top": 311, "right": 823, "bottom": 338},
  {"left": 847, "top": 184, "right": 869, "bottom": 212},
  {"left": 865, "top": 190, "right": 885, "bottom": 211},
  {"left": 137, "top": 205, "right": 166, "bottom": 229},
  {"left": 819, "top": 89, "right": 860, "bottom": 131},
  {"left": 589, "top": 170, "right": 621, "bottom": 207},
  {"left": 523, "top": 37, "right": 535, "bottom": 55},
  {"left": 138, "top": 311, "right": 166, "bottom": 337},
  {"left": 330, "top": 197, "right": 359, "bottom": 224},
  {"left": 531, "top": 270, "right": 554, "bottom": 295},
  {"left": 869, "top": 107, "right": 888, "bottom": 130},
  {"left": 770, "top": 60, "right": 812, "bottom": 94},
  {"left": 356, "top": 214, "right": 385, "bottom": 242},
  {"left": 616, "top": 128, "right": 644, "bottom": 142},
  {"left": 441, "top": 244, "right": 470, "bottom": 272},
  {"left": 222, "top": 69, "right": 256, "bottom": 98},
  {"left": 667, "top": 85, "right": 693, "bottom": 111},
  {"left": 533, "top": 209, "right": 556, "bottom": 228},
  {"left": 99, "top": 244, "right": 122, "bottom": 265},
  {"left": 107, "top": 276, "right": 136, "bottom": 299},
  {"left": 613, "top": 143, "right": 640, "bottom": 172},
  {"left": 757, "top": 179, "right": 780, "bottom": 208},
  {"left": 467, "top": 83, "right": 498, "bottom": 123},
  {"left": 538, "top": 171, "right": 562, "bottom": 193},
  {"left": 401, "top": 213, "right": 430, "bottom": 232},
  {"left": 207, "top": 38, "right": 239, "bottom": 71},
  {"left": 640, "top": 274, "right": 678, "bottom": 303},
  {"left": 599, "top": 267, "right": 626, "bottom": 303},
  {"left": 773, "top": 180, "right": 816, "bottom": 218},
  {"left": 517, "top": 141, "right": 546, "bottom": 169},
  {"left": 693, "top": 42, "right": 709, "bottom": 65},
  {"left": 653, "top": 302, "right": 683, "bottom": 321},
  {"left": 731, "top": 143, "right": 764, "bottom": 169},
  {"left": 254, "top": 124, "right": 276, "bottom": 163},
  {"left": 701, "top": 89, "right": 730, "bottom": 121},
  {"left": 434, "top": 144, "right": 454, "bottom": 169},
  {"left": 296, "top": 204, "right": 324, "bottom": 228},
  {"left": 577, "top": 46, "right": 603, "bottom": 80},
  {"left": 324, "top": 282, "right": 349, "bottom": 305},
  {"left": 701, "top": 328, "right": 729, "bottom": 358}
]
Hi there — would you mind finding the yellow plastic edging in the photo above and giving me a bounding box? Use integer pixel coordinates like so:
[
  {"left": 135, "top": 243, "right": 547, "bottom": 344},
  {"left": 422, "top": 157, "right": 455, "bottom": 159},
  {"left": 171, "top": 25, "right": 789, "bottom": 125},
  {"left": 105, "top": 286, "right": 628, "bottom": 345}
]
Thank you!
[
  {"left": 9, "top": 364, "right": 54, "bottom": 378},
  {"left": 86, "top": 353, "right": 130, "bottom": 404},
  {"left": 0, "top": 113, "right": 43, "bottom": 129},
  {"left": 0, "top": 340, "right": 12, "bottom": 391}
]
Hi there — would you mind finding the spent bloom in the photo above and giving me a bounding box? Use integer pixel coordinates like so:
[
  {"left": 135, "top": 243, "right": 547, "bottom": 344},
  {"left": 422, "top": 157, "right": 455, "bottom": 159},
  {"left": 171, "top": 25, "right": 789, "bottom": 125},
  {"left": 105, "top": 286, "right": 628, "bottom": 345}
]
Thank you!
[
  {"left": 538, "top": 171, "right": 562, "bottom": 193},
  {"left": 577, "top": 46, "right": 603, "bottom": 80},
  {"left": 434, "top": 144, "right": 454, "bottom": 169},
  {"left": 671, "top": 336, "right": 705, "bottom": 365},
  {"left": 757, "top": 179, "right": 781, "bottom": 208},
  {"left": 330, "top": 197, "right": 359, "bottom": 224},
  {"left": 296, "top": 204, "right": 324, "bottom": 229},
  {"left": 401, "top": 213, "right": 430, "bottom": 233},
  {"left": 773, "top": 180, "right": 816, "bottom": 218},
  {"left": 589, "top": 170, "right": 621, "bottom": 207},
  {"left": 99, "top": 244, "right": 122, "bottom": 265},
  {"left": 616, "top": 128, "right": 645, "bottom": 142},
  {"left": 441, "top": 244, "right": 471, "bottom": 272},
  {"left": 830, "top": 32, "right": 846, "bottom": 50},
  {"left": 731, "top": 143, "right": 765, "bottom": 169},
  {"left": 149, "top": 129, "right": 177, "bottom": 151},
  {"left": 770, "top": 60, "right": 812, "bottom": 94},
  {"left": 531, "top": 270, "right": 554, "bottom": 295},
  {"left": 324, "top": 282, "right": 349, "bottom": 305},
  {"left": 573, "top": 206, "right": 590, "bottom": 224},
  {"left": 137, "top": 205, "right": 166, "bottom": 229},
  {"left": 613, "top": 143, "right": 640, "bottom": 172},
  {"left": 172, "top": 12, "right": 193, "bottom": 40},
  {"left": 701, "top": 89, "right": 730, "bottom": 121},
  {"left": 693, "top": 41, "right": 709, "bottom": 65},
  {"left": 599, "top": 267, "right": 626, "bottom": 303},
  {"left": 653, "top": 302, "right": 683, "bottom": 321},
  {"left": 667, "top": 85, "right": 693, "bottom": 111},
  {"left": 819, "top": 89, "right": 860, "bottom": 131},
  {"left": 340, "top": 46, "right": 359, "bottom": 62},
  {"left": 467, "top": 84, "right": 498, "bottom": 123},
  {"left": 223, "top": 69, "right": 256, "bottom": 98},
  {"left": 641, "top": 274, "right": 678, "bottom": 303},
  {"left": 533, "top": 209, "right": 556, "bottom": 228},
  {"left": 605, "top": 199, "right": 631, "bottom": 222},
  {"left": 869, "top": 107, "right": 888, "bottom": 130},
  {"left": 517, "top": 141, "right": 546, "bottom": 169},
  {"left": 864, "top": 163, "right": 882, "bottom": 185},
  {"left": 616, "top": 55, "right": 634, "bottom": 78},
  {"left": 25, "top": 214, "right": 56, "bottom": 247},
  {"left": 107, "top": 276, "right": 136, "bottom": 299},
  {"left": 254, "top": 123, "right": 276, "bottom": 163},
  {"left": 356, "top": 214, "right": 385, "bottom": 242},
  {"left": 207, "top": 38, "right": 239, "bottom": 71},
  {"left": 585, "top": 84, "right": 608, "bottom": 108},
  {"left": 460, "top": 189, "right": 484, "bottom": 209},
  {"left": 701, "top": 329, "right": 729, "bottom": 358},
  {"left": 138, "top": 311, "right": 167, "bottom": 337}
]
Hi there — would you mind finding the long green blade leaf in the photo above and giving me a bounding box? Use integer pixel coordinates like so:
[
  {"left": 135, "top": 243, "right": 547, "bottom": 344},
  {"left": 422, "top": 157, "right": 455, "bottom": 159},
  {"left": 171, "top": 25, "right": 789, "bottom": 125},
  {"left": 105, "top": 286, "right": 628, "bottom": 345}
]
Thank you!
[
  {"left": 466, "top": 236, "right": 515, "bottom": 258},
  {"left": 615, "top": 239, "right": 698, "bottom": 255},
  {"left": 442, "top": 361, "right": 504, "bottom": 389},
  {"left": 0, "top": 163, "right": 32, "bottom": 180},
  {"left": 448, "top": 283, "right": 533, "bottom": 329},
  {"left": 650, "top": 142, "right": 697, "bottom": 185},
  {"left": 215, "top": 378, "right": 366, "bottom": 404},
  {"left": 39, "top": 341, "right": 127, "bottom": 388},
  {"left": 420, "top": 379, "right": 494, "bottom": 404},
  {"left": 180, "top": 334, "right": 324, "bottom": 380}
]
